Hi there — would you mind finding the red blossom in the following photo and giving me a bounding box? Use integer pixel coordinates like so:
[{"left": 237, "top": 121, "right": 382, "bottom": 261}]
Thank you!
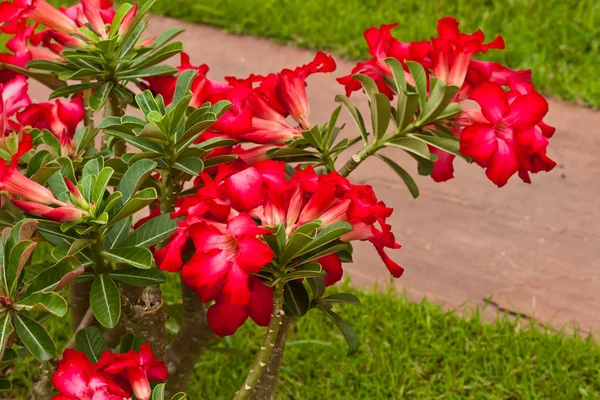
[{"left": 460, "top": 82, "right": 555, "bottom": 186}]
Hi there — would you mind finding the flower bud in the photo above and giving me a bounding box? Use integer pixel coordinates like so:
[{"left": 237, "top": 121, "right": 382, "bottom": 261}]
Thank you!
[{"left": 118, "top": 3, "right": 138, "bottom": 37}]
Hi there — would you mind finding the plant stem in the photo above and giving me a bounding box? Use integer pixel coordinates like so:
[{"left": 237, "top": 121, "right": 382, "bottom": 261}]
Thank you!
[
  {"left": 249, "top": 316, "right": 294, "bottom": 400},
  {"left": 31, "top": 362, "right": 54, "bottom": 400},
  {"left": 82, "top": 87, "right": 94, "bottom": 129},
  {"left": 107, "top": 92, "right": 126, "bottom": 156},
  {"left": 337, "top": 123, "right": 417, "bottom": 177},
  {"left": 234, "top": 284, "right": 285, "bottom": 400}
]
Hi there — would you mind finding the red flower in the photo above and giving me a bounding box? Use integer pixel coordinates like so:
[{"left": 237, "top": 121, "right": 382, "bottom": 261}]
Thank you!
[
  {"left": 0, "top": 0, "right": 79, "bottom": 34},
  {"left": 0, "top": 76, "right": 30, "bottom": 134},
  {"left": 17, "top": 94, "right": 84, "bottom": 149},
  {"left": 337, "top": 23, "right": 414, "bottom": 98},
  {"left": 51, "top": 349, "right": 129, "bottom": 400},
  {"left": 276, "top": 51, "right": 336, "bottom": 129},
  {"left": 460, "top": 82, "right": 555, "bottom": 186},
  {"left": 431, "top": 17, "right": 504, "bottom": 87},
  {"left": 319, "top": 253, "right": 343, "bottom": 286},
  {"left": 97, "top": 344, "right": 168, "bottom": 400},
  {"left": 182, "top": 213, "right": 274, "bottom": 305},
  {"left": 205, "top": 276, "right": 273, "bottom": 336}
]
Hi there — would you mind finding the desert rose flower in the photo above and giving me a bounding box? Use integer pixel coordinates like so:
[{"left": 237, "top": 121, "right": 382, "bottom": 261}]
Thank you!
[
  {"left": 51, "top": 349, "right": 130, "bottom": 400},
  {"left": 460, "top": 82, "right": 555, "bottom": 186},
  {"left": 11, "top": 200, "right": 86, "bottom": 222},
  {"left": 182, "top": 214, "right": 274, "bottom": 306},
  {"left": 0, "top": 159, "right": 66, "bottom": 207},
  {"left": 97, "top": 344, "right": 168, "bottom": 400},
  {"left": 0, "top": 0, "right": 79, "bottom": 34}
]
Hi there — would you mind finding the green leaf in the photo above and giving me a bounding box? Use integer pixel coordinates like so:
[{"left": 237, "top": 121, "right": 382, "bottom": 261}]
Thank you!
[
  {"left": 109, "top": 3, "right": 133, "bottom": 39},
  {"left": 307, "top": 277, "right": 325, "bottom": 300},
  {"left": 299, "top": 222, "right": 354, "bottom": 256},
  {"left": 135, "top": 90, "right": 159, "bottom": 117},
  {"left": 406, "top": 61, "right": 427, "bottom": 110},
  {"left": 0, "top": 378, "right": 11, "bottom": 391},
  {"left": 105, "top": 217, "right": 132, "bottom": 250},
  {"left": 111, "top": 268, "right": 166, "bottom": 286},
  {"left": 5, "top": 240, "right": 36, "bottom": 296},
  {"left": 203, "top": 154, "right": 238, "bottom": 168},
  {"left": 172, "top": 158, "right": 204, "bottom": 176},
  {"left": 0, "top": 314, "right": 14, "bottom": 360},
  {"left": 407, "top": 133, "right": 462, "bottom": 157},
  {"left": 119, "top": 332, "right": 144, "bottom": 353},
  {"left": 352, "top": 74, "right": 379, "bottom": 102},
  {"left": 91, "top": 167, "right": 114, "bottom": 207},
  {"left": 75, "top": 326, "right": 105, "bottom": 364},
  {"left": 26, "top": 59, "right": 73, "bottom": 73},
  {"left": 283, "top": 281, "right": 311, "bottom": 317},
  {"left": 385, "top": 57, "right": 407, "bottom": 93},
  {"left": 372, "top": 93, "right": 391, "bottom": 140},
  {"left": 396, "top": 92, "right": 420, "bottom": 131},
  {"left": 171, "top": 393, "right": 187, "bottom": 400},
  {"left": 152, "top": 383, "right": 166, "bottom": 400},
  {"left": 90, "top": 275, "right": 121, "bottom": 329},
  {"left": 420, "top": 83, "right": 460, "bottom": 125},
  {"left": 377, "top": 154, "right": 419, "bottom": 199},
  {"left": 116, "top": 159, "right": 157, "bottom": 204},
  {"left": 318, "top": 306, "right": 359, "bottom": 356},
  {"left": 322, "top": 293, "right": 362, "bottom": 306},
  {"left": 131, "top": 42, "right": 184, "bottom": 71},
  {"left": 108, "top": 131, "right": 164, "bottom": 153},
  {"left": 13, "top": 313, "right": 55, "bottom": 361},
  {"left": 386, "top": 137, "right": 431, "bottom": 159},
  {"left": 118, "top": 65, "right": 178, "bottom": 80},
  {"left": 171, "top": 69, "right": 198, "bottom": 107},
  {"left": 335, "top": 95, "right": 368, "bottom": 145},
  {"left": 88, "top": 82, "right": 115, "bottom": 111},
  {"left": 49, "top": 84, "right": 91, "bottom": 100},
  {"left": 15, "top": 291, "right": 67, "bottom": 317},
  {"left": 101, "top": 247, "right": 153, "bottom": 269},
  {"left": 324, "top": 105, "right": 342, "bottom": 147},
  {"left": 108, "top": 187, "right": 157, "bottom": 228},
  {"left": 124, "top": 214, "right": 177, "bottom": 248},
  {"left": 25, "top": 256, "right": 83, "bottom": 294}
]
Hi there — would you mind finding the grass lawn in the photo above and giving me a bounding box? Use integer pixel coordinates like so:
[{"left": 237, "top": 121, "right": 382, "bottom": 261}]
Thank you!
[
  {"left": 140, "top": 0, "right": 600, "bottom": 108},
  {"left": 8, "top": 275, "right": 600, "bottom": 399}
]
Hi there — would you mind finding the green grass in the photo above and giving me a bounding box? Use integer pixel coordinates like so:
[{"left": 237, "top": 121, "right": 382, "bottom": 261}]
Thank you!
[
  {"left": 8, "top": 274, "right": 600, "bottom": 399},
  {"left": 142, "top": 0, "right": 600, "bottom": 107}
]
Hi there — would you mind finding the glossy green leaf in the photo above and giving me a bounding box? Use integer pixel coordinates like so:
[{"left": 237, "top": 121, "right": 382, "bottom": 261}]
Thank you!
[
  {"left": 111, "top": 268, "right": 166, "bottom": 286},
  {"left": 172, "top": 158, "right": 204, "bottom": 176},
  {"left": 75, "top": 326, "right": 105, "bottom": 364},
  {"left": 385, "top": 57, "right": 407, "bottom": 93},
  {"left": 49, "top": 84, "right": 91, "bottom": 100},
  {"left": 116, "top": 159, "right": 157, "bottom": 204},
  {"left": 88, "top": 82, "right": 114, "bottom": 111},
  {"left": 15, "top": 291, "right": 67, "bottom": 317},
  {"left": 5, "top": 240, "right": 36, "bottom": 296},
  {"left": 13, "top": 313, "right": 55, "bottom": 361},
  {"left": 91, "top": 167, "right": 114, "bottom": 207},
  {"left": 335, "top": 95, "right": 368, "bottom": 145},
  {"left": 108, "top": 187, "right": 157, "bottom": 228},
  {"left": 386, "top": 137, "right": 431, "bottom": 159},
  {"left": 101, "top": 247, "right": 153, "bottom": 269},
  {"left": 118, "top": 65, "right": 178, "bottom": 80},
  {"left": 406, "top": 61, "right": 427, "bottom": 110},
  {"left": 322, "top": 293, "right": 362, "bottom": 306},
  {"left": 372, "top": 93, "right": 391, "bottom": 140},
  {"left": 124, "top": 214, "right": 177, "bottom": 248},
  {"left": 408, "top": 133, "right": 462, "bottom": 157},
  {"left": 299, "top": 222, "right": 353, "bottom": 256},
  {"left": 283, "top": 281, "right": 311, "bottom": 317},
  {"left": 0, "top": 378, "right": 11, "bottom": 391},
  {"left": 318, "top": 306, "right": 359, "bottom": 356},
  {"left": 378, "top": 154, "right": 419, "bottom": 199},
  {"left": 0, "top": 314, "right": 14, "bottom": 361},
  {"left": 152, "top": 383, "right": 166, "bottom": 400},
  {"left": 105, "top": 217, "right": 132, "bottom": 250},
  {"left": 90, "top": 275, "right": 121, "bottom": 329}
]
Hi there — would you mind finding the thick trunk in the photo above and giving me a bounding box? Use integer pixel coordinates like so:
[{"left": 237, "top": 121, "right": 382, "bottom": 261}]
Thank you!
[
  {"left": 121, "top": 285, "right": 168, "bottom": 360},
  {"left": 166, "top": 281, "right": 216, "bottom": 393}
]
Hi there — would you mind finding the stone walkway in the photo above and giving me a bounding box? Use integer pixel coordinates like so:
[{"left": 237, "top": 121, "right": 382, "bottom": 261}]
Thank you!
[{"left": 30, "top": 15, "right": 600, "bottom": 333}]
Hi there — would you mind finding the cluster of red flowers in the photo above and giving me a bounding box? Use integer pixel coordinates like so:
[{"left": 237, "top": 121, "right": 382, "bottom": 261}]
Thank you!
[
  {"left": 142, "top": 50, "right": 336, "bottom": 146},
  {"left": 0, "top": 0, "right": 115, "bottom": 74},
  {"left": 52, "top": 344, "right": 167, "bottom": 400},
  {"left": 338, "top": 17, "right": 556, "bottom": 187},
  {"left": 154, "top": 160, "right": 401, "bottom": 336}
]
